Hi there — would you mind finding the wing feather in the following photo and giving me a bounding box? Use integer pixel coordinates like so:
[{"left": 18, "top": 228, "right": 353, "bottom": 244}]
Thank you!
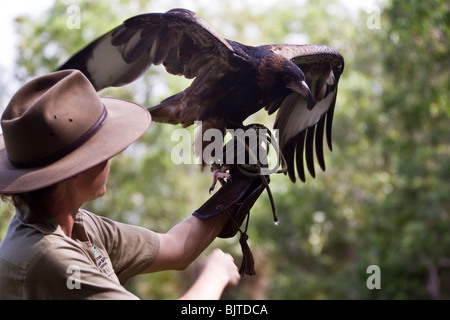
[
  {"left": 325, "top": 98, "right": 336, "bottom": 151},
  {"left": 294, "top": 130, "right": 306, "bottom": 182},
  {"left": 305, "top": 125, "right": 316, "bottom": 179},
  {"left": 314, "top": 115, "right": 326, "bottom": 171},
  {"left": 269, "top": 44, "right": 344, "bottom": 182},
  {"left": 57, "top": 8, "right": 235, "bottom": 91}
]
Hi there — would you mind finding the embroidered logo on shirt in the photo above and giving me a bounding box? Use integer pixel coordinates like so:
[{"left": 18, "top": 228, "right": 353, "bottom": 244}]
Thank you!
[{"left": 92, "top": 246, "right": 111, "bottom": 272}]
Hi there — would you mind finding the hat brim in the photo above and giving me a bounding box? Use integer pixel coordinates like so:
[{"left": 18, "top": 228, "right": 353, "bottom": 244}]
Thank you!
[{"left": 0, "top": 97, "right": 151, "bottom": 194}]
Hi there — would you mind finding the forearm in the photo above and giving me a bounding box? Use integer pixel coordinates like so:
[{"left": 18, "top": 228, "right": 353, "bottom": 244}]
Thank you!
[
  {"left": 145, "top": 213, "right": 229, "bottom": 272},
  {"left": 169, "top": 214, "right": 229, "bottom": 268}
]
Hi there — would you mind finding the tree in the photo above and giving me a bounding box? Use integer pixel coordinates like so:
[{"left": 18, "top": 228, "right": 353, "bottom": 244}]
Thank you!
[
  {"left": 1, "top": 0, "right": 449, "bottom": 299},
  {"left": 360, "top": 0, "right": 450, "bottom": 299}
]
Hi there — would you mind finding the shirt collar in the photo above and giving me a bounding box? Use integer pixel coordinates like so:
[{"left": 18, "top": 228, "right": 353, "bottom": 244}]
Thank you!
[{"left": 15, "top": 204, "right": 61, "bottom": 235}]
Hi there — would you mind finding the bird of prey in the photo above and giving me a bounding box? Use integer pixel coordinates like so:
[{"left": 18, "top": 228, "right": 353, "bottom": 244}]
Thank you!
[{"left": 58, "top": 8, "right": 344, "bottom": 183}]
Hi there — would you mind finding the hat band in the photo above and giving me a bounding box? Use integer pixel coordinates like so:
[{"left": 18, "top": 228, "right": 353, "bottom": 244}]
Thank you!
[{"left": 9, "top": 104, "right": 108, "bottom": 169}]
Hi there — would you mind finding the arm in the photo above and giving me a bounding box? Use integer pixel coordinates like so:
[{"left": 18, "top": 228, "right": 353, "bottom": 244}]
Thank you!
[
  {"left": 144, "top": 213, "right": 229, "bottom": 272},
  {"left": 143, "top": 213, "right": 240, "bottom": 300}
]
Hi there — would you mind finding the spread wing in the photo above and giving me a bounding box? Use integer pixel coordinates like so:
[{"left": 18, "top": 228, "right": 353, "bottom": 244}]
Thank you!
[
  {"left": 57, "top": 8, "right": 236, "bottom": 91},
  {"left": 261, "top": 44, "right": 344, "bottom": 182}
]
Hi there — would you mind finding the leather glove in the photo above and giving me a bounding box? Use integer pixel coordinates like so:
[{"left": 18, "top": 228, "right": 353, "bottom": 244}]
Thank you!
[{"left": 193, "top": 125, "right": 282, "bottom": 275}]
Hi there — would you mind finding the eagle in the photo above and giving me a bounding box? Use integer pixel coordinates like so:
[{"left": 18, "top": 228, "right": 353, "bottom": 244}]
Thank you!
[{"left": 58, "top": 8, "right": 344, "bottom": 184}]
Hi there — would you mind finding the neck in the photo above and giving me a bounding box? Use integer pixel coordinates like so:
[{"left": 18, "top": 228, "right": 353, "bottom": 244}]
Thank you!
[
  {"left": 45, "top": 186, "right": 82, "bottom": 238},
  {"left": 51, "top": 205, "right": 79, "bottom": 238}
]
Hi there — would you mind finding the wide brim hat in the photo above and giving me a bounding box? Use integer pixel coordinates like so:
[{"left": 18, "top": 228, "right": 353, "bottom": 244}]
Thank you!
[{"left": 0, "top": 69, "right": 151, "bottom": 194}]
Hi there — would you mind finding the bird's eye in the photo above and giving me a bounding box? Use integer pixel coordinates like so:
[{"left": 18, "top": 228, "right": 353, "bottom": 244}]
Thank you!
[{"left": 283, "top": 75, "right": 295, "bottom": 84}]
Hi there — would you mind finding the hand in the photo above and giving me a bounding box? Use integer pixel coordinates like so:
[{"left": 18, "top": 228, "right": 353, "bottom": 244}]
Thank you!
[
  {"left": 179, "top": 248, "right": 241, "bottom": 300},
  {"left": 201, "top": 248, "right": 241, "bottom": 287}
]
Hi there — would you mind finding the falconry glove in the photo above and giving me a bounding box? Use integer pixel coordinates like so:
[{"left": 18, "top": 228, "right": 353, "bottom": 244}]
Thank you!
[{"left": 193, "top": 125, "right": 284, "bottom": 275}]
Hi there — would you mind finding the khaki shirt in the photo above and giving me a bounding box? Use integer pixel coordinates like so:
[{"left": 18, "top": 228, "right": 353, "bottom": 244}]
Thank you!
[{"left": 0, "top": 205, "right": 159, "bottom": 299}]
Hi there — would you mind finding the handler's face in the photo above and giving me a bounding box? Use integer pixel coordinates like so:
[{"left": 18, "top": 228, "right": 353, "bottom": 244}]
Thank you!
[{"left": 71, "top": 160, "right": 110, "bottom": 202}]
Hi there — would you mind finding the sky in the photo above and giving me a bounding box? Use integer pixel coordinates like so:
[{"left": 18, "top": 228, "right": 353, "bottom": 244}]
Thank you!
[{"left": 0, "top": 1, "right": 54, "bottom": 100}]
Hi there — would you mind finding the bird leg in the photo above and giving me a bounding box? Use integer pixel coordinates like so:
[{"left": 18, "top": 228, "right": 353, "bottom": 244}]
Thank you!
[
  {"left": 209, "top": 164, "right": 232, "bottom": 194},
  {"left": 208, "top": 123, "right": 266, "bottom": 194}
]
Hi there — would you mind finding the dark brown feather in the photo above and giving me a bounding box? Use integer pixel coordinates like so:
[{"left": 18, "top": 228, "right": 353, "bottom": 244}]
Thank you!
[{"left": 295, "top": 130, "right": 307, "bottom": 182}]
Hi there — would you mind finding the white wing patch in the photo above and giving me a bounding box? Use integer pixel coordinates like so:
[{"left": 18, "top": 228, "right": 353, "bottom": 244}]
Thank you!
[
  {"left": 276, "top": 90, "right": 336, "bottom": 148},
  {"left": 87, "top": 32, "right": 150, "bottom": 90}
]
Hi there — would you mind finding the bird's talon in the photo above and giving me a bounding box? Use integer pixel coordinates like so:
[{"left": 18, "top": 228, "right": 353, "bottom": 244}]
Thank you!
[{"left": 209, "top": 168, "right": 232, "bottom": 193}]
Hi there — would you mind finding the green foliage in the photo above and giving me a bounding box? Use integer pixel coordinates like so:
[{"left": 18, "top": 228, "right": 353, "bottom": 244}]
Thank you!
[{"left": 1, "top": 0, "right": 449, "bottom": 299}]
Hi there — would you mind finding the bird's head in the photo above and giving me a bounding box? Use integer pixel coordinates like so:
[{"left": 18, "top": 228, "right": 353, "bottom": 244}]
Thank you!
[{"left": 258, "top": 54, "right": 315, "bottom": 109}]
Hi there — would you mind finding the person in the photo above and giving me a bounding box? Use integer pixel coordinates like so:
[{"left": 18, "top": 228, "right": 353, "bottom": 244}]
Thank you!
[{"left": 0, "top": 69, "right": 241, "bottom": 299}]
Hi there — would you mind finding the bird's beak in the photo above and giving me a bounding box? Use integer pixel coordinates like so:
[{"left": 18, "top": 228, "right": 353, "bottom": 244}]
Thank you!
[{"left": 287, "top": 80, "right": 316, "bottom": 110}]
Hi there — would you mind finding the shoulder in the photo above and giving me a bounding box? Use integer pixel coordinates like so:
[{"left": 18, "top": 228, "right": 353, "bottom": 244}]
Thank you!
[
  {"left": 0, "top": 214, "right": 65, "bottom": 270},
  {"left": 27, "top": 235, "right": 92, "bottom": 278},
  {"left": 24, "top": 240, "right": 139, "bottom": 299},
  {"left": 78, "top": 209, "right": 159, "bottom": 248},
  {"left": 20, "top": 238, "right": 92, "bottom": 299},
  {"left": 0, "top": 224, "right": 69, "bottom": 299}
]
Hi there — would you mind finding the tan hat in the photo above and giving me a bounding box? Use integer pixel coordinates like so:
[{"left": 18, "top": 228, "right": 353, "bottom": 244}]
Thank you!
[{"left": 0, "top": 69, "right": 151, "bottom": 194}]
